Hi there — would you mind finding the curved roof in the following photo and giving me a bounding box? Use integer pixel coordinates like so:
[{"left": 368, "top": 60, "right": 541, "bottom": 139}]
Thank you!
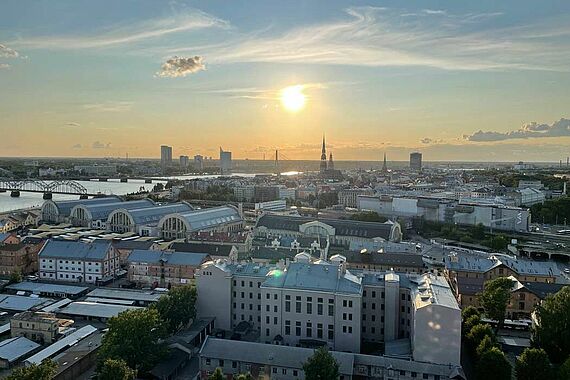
[
  {"left": 114, "top": 202, "right": 193, "bottom": 226},
  {"left": 161, "top": 205, "right": 241, "bottom": 232},
  {"left": 71, "top": 199, "right": 154, "bottom": 220},
  {"left": 42, "top": 196, "right": 120, "bottom": 216}
]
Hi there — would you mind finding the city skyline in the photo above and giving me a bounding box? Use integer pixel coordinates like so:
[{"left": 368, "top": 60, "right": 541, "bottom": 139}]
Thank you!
[{"left": 1, "top": 0, "right": 570, "bottom": 161}]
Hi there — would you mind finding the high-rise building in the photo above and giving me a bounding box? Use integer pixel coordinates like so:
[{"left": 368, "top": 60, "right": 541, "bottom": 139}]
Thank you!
[
  {"left": 320, "top": 135, "right": 328, "bottom": 174},
  {"left": 179, "top": 155, "right": 189, "bottom": 168},
  {"left": 410, "top": 152, "right": 422, "bottom": 171},
  {"left": 194, "top": 155, "right": 204, "bottom": 170},
  {"left": 219, "top": 147, "right": 232, "bottom": 175},
  {"left": 160, "top": 145, "right": 172, "bottom": 169}
]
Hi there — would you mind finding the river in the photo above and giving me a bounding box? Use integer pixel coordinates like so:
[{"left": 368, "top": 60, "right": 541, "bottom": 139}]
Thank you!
[{"left": 0, "top": 172, "right": 301, "bottom": 213}]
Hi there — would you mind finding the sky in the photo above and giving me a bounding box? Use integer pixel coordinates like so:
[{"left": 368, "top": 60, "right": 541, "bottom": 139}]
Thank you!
[{"left": 1, "top": 0, "right": 570, "bottom": 162}]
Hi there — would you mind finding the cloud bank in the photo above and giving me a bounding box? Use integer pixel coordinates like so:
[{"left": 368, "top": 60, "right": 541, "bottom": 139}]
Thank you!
[
  {"left": 92, "top": 141, "right": 111, "bottom": 149},
  {"left": 156, "top": 56, "right": 205, "bottom": 77},
  {"left": 0, "top": 44, "right": 20, "bottom": 58},
  {"left": 465, "top": 118, "right": 570, "bottom": 141}
]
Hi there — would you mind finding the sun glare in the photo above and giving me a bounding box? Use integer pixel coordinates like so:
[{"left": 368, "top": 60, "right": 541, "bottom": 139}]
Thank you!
[{"left": 280, "top": 85, "right": 306, "bottom": 112}]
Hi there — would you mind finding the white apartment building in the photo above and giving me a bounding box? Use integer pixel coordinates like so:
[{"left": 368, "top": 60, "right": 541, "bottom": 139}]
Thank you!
[
  {"left": 196, "top": 254, "right": 461, "bottom": 366},
  {"left": 38, "top": 240, "right": 119, "bottom": 284},
  {"left": 338, "top": 188, "right": 374, "bottom": 208}
]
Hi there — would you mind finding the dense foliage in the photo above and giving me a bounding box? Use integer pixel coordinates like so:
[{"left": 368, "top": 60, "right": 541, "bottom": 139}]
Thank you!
[
  {"left": 476, "top": 347, "right": 512, "bottom": 380},
  {"left": 349, "top": 211, "right": 388, "bottom": 223},
  {"left": 532, "top": 286, "right": 570, "bottom": 363},
  {"left": 530, "top": 196, "right": 570, "bottom": 224},
  {"left": 152, "top": 285, "right": 197, "bottom": 333},
  {"left": 302, "top": 347, "right": 340, "bottom": 380},
  {"left": 479, "top": 277, "right": 514, "bottom": 329},
  {"left": 97, "top": 308, "right": 167, "bottom": 374},
  {"left": 515, "top": 348, "right": 554, "bottom": 380},
  {"left": 5, "top": 360, "right": 57, "bottom": 380},
  {"left": 416, "top": 221, "right": 509, "bottom": 250},
  {"left": 98, "top": 358, "right": 137, "bottom": 380}
]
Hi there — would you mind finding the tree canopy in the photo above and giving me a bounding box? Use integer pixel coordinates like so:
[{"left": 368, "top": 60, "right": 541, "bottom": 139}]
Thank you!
[
  {"left": 476, "top": 347, "right": 512, "bottom": 380},
  {"left": 152, "top": 284, "right": 197, "bottom": 333},
  {"left": 98, "top": 308, "right": 167, "bottom": 374},
  {"left": 5, "top": 360, "right": 57, "bottom": 380},
  {"left": 302, "top": 347, "right": 340, "bottom": 380},
  {"left": 515, "top": 348, "right": 553, "bottom": 380},
  {"left": 208, "top": 368, "right": 224, "bottom": 380},
  {"left": 349, "top": 211, "right": 387, "bottom": 223},
  {"left": 479, "top": 277, "right": 514, "bottom": 329},
  {"left": 98, "top": 358, "right": 137, "bottom": 380},
  {"left": 532, "top": 286, "right": 570, "bottom": 363}
]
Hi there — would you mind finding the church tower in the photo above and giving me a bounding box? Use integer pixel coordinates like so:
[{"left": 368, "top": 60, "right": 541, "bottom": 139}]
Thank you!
[
  {"left": 320, "top": 135, "right": 328, "bottom": 174},
  {"left": 328, "top": 152, "right": 334, "bottom": 170},
  {"left": 382, "top": 152, "right": 388, "bottom": 173}
]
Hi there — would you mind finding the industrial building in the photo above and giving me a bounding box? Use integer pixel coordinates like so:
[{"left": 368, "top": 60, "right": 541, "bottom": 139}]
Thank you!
[
  {"left": 106, "top": 202, "right": 193, "bottom": 234},
  {"left": 158, "top": 205, "right": 244, "bottom": 240},
  {"left": 69, "top": 199, "right": 155, "bottom": 228},
  {"left": 41, "top": 197, "right": 120, "bottom": 223},
  {"left": 255, "top": 214, "right": 403, "bottom": 246}
]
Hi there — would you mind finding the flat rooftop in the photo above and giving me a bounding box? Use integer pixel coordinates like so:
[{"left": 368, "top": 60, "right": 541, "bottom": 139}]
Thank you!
[
  {"left": 6, "top": 282, "right": 89, "bottom": 296},
  {"left": 58, "top": 302, "right": 142, "bottom": 319},
  {"left": 86, "top": 288, "right": 162, "bottom": 303}
]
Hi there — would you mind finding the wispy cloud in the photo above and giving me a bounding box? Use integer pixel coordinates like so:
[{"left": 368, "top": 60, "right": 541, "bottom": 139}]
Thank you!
[
  {"left": 464, "top": 118, "right": 570, "bottom": 142},
  {"left": 156, "top": 56, "right": 205, "bottom": 77},
  {"left": 199, "top": 82, "right": 328, "bottom": 100},
  {"left": 10, "top": 10, "right": 228, "bottom": 50},
  {"left": 71, "top": 143, "right": 82, "bottom": 149},
  {"left": 92, "top": 141, "right": 111, "bottom": 149},
  {"left": 82, "top": 101, "right": 133, "bottom": 112},
  {"left": 64, "top": 122, "right": 81, "bottom": 128},
  {"left": 0, "top": 44, "right": 20, "bottom": 58},
  {"left": 184, "top": 7, "right": 570, "bottom": 72}
]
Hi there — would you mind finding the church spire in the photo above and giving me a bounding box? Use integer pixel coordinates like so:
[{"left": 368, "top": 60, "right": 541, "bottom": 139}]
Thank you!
[
  {"left": 320, "top": 134, "right": 328, "bottom": 174},
  {"left": 382, "top": 152, "right": 388, "bottom": 173}
]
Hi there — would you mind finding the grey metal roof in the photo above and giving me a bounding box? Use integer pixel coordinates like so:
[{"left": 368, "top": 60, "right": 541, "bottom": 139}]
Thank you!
[
  {"left": 58, "top": 301, "right": 142, "bottom": 319},
  {"left": 125, "top": 203, "right": 193, "bottom": 225},
  {"left": 200, "top": 337, "right": 355, "bottom": 375},
  {"left": 170, "top": 242, "right": 234, "bottom": 257},
  {"left": 262, "top": 262, "right": 362, "bottom": 295},
  {"left": 256, "top": 214, "right": 395, "bottom": 239},
  {"left": 6, "top": 281, "right": 89, "bottom": 296},
  {"left": 73, "top": 199, "right": 154, "bottom": 220},
  {"left": 127, "top": 249, "right": 209, "bottom": 266},
  {"left": 342, "top": 251, "right": 425, "bottom": 268},
  {"left": 445, "top": 253, "right": 561, "bottom": 277},
  {"left": 47, "top": 196, "right": 121, "bottom": 216},
  {"left": 86, "top": 288, "right": 162, "bottom": 302},
  {"left": 39, "top": 239, "right": 111, "bottom": 260},
  {"left": 0, "top": 336, "right": 40, "bottom": 363},
  {"left": 25, "top": 325, "right": 98, "bottom": 365},
  {"left": 173, "top": 206, "right": 241, "bottom": 232},
  {"left": 112, "top": 240, "right": 155, "bottom": 250},
  {"left": 0, "top": 295, "right": 50, "bottom": 311}
]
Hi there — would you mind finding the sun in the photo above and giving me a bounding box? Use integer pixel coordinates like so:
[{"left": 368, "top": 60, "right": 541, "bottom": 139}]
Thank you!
[{"left": 280, "top": 85, "right": 306, "bottom": 112}]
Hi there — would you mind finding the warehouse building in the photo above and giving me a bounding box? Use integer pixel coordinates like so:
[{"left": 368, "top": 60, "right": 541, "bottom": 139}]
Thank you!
[
  {"left": 106, "top": 202, "right": 193, "bottom": 235},
  {"left": 158, "top": 205, "right": 244, "bottom": 240},
  {"left": 69, "top": 199, "right": 154, "bottom": 228},
  {"left": 41, "top": 197, "right": 120, "bottom": 223}
]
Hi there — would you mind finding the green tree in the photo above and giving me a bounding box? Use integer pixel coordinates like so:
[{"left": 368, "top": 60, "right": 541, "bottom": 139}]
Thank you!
[
  {"left": 303, "top": 347, "right": 340, "bottom": 380},
  {"left": 558, "top": 356, "right": 570, "bottom": 380},
  {"left": 98, "top": 358, "right": 137, "bottom": 380},
  {"left": 476, "top": 347, "right": 512, "bottom": 380},
  {"left": 5, "top": 360, "right": 57, "bottom": 380},
  {"left": 476, "top": 335, "right": 498, "bottom": 358},
  {"left": 532, "top": 286, "right": 570, "bottom": 363},
  {"left": 515, "top": 348, "right": 553, "bottom": 380},
  {"left": 98, "top": 308, "right": 167, "bottom": 374},
  {"left": 349, "top": 211, "right": 387, "bottom": 223},
  {"left": 208, "top": 368, "right": 224, "bottom": 380},
  {"left": 466, "top": 323, "right": 495, "bottom": 350},
  {"left": 236, "top": 373, "right": 254, "bottom": 380},
  {"left": 472, "top": 223, "right": 486, "bottom": 240},
  {"left": 479, "top": 277, "right": 514, "bottom": 330},
  {"left": 463, "top": 314, "right": 481, "bottom": 336},
  {"left": 153, "top": 285, "right": 197, "bottom": 333},
  {"left": 9, "top": 269, "right": 22, "bottom": 284}
]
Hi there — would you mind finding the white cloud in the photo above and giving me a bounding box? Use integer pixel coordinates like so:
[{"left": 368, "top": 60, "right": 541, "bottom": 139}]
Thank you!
[
  {"left": 0, "top": 63, "right": 10, "bottom": 69},
  {"left": 92, "top": 141, "right": 111, "bottom": 149},
  {"left": 465, "top": 118, "right": 570, "bottom": 141},
  {"left": 185, "top": 7, "right": 570, "bottom": 72},
  {"left": 64, "top": 122, "right": 81, "bottom": 127},
  {"left": 10, "top": 10, "right": 228, "bottom": 50},
  {"left": 83, "top": 101, "right": 133, "bottom": 112},
  {"left": 156, "top": 56, "right": 205, "bottom": 77},
  {"left": 0, "top": 44, "right": 19, "bottom": 58}
]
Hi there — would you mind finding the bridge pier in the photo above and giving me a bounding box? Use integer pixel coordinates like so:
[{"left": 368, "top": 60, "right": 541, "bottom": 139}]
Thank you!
[
  {"left": 10, "top": 191, "right": 20, "bottom": 197},
  {"left": 43, "top": 192, "right": 53, "bottom": 200}
]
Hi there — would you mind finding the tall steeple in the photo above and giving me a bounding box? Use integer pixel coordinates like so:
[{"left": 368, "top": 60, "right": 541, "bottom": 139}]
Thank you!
[
  {"left": 320, "top": 134, "right": 328, "bottom": 174},
  {"left": 328, "top": 152, "right": 334, "bottom": 170},
  {"left": 382, "top": 152, "right": 387, "bottom": 173}
]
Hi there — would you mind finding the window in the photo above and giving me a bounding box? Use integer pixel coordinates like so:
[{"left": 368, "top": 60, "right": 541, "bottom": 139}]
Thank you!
[
  {"left": 343, "top": 300, "right": 347, "bottom": 307},
  {"left": 285, "top": 320, "right": 291, "bottom": 335},
  {"left": 219, "top": 360, "right": 224, "bottom": 367},
  {"left": 328, "top": 325, "right": 334, "bottom": 340},
  {"left": 411, "top": 372, "right": 417, "bottom": 378},
  {"left": 372, "top": 291, "right": 376, "bottom": 297},
  {"left": 423, "top": 374, "right": 429, "bottom": 379},
  {"left": 328, "top": 305, "right": 334, "bottom": 316},
  {"left": 307, "top": 302, "right": 312, "bottom": 314},
  {"left": 296, "top": 301, "right": 302, "bottom": 313},
  {"left": 293, "top": 370, "right": 298, "bottom": 376},
  {"left": 401, "top": 294, "right": 406, "bottom": 300},
  {"left": 282, "top": 368, "right": 287, "bottom": 375},
  {"left": 274, "top": 305, "right": 278, "bottom": 312},
  {"left": 274, "top": 317, "right": 278, "bottom": 325},
  {"left": 285, "top": 301, "right": 291, "bottom": 312},
  {"left": 232, "top": 361, "right": 237, "bottom": 369},
  {"left": 296, "top": 322, "right": 301, "bottom": 336},
  {"left": 317, "top": 323, "right": 323, "bottom": 339},
  {"left": 317, "top": 304, "right": 323, "bottom": 315}
]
